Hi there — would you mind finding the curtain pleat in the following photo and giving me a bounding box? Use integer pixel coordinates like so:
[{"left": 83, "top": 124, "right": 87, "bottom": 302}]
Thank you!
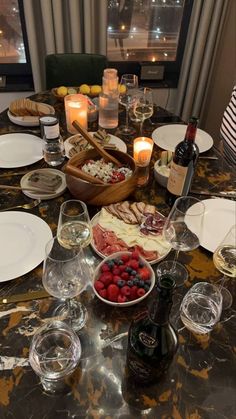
[
  {"left": 40, "top": 0, "right": 56, "bottom": 54},
  {"left": 69, "top": 0, "right": 83, "bottom": 52},
  {"left": 175, "top": 0, "right": 229, "bottom": 123},
  {"left": 52, "top": 0, "right": 65, "bottom": 52}
]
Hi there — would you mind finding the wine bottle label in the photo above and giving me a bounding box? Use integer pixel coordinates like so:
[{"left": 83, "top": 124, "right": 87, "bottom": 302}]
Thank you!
[
  {"left": 167, "top": 161, "right": 188, "bottom": 195},
  {"left": 139, "top": 332, "right": 158, "bottom": 348}
]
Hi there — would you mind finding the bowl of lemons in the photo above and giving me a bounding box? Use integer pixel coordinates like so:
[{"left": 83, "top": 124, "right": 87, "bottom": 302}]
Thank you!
[{"left": 51, "top": 84, "right": 102, "bottom": 101}]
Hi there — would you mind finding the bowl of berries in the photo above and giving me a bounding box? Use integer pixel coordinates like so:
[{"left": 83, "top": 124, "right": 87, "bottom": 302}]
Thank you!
[{"left": 93, "top": 251, "right": 155, "bottom": 307}]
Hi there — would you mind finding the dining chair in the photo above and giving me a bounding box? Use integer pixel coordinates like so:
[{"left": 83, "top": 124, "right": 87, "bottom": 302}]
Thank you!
[{"left": 45, "top": 53, "right": 108, "bottom": 89}]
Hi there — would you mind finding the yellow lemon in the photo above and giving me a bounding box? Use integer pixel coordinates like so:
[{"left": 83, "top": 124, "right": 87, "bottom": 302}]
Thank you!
[
  {"left": 79, "top": 84, "right": 91, "bottom": 95},
  {"left": 118, "top": 84, "right": 126, "bottom": 94},
  {"left": 57, "top": 86, "right": 68, "bottom": 97},
  {"left": 90, "top": 85, "right": 102, "bottom": 96}
]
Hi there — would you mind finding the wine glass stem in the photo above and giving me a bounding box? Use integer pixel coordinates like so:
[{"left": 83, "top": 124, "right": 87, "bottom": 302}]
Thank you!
[
  {"left": 66, "top": 299, "right": 73, "bottom": 327},
  {"left": 139, "top": 120, "right": 144, "bottom": 135},
  {"left": 172, "top": 250, "right": 180, "bottom": 272},
  {"left": 125, "top": 106, "right": 129, "bottom": 130}
]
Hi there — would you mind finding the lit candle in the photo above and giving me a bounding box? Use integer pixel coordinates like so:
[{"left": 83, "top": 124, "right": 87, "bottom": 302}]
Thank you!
[
  {"left": 65, "top": 94, "right": 88, "bottom": 134},
  {"left": 133, "top": 137, "right": 154, "bottom": 166}
]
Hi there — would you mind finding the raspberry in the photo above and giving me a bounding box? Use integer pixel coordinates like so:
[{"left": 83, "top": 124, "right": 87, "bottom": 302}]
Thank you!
[
  {"left": 94, "top": 280, "right": 104, "bottom": 291},
  {"left": 130, "top": 285, "right": 138, "bottom": 300},
  {"left": 121, "top": 272, "right": 129, "bottom": 281},
  {"left": 138, "top": 267, "right": 150, "bottom": 281},
  {"left": 101, "top": 263, "right": 110, "bottom": 272},
  {"left": 118, "top": 294, "right": 128, "bottom": 303},
  {"left": 131, "top": 251, "right": 139, "bottom": 261},
  {"left": 137, "top": 288, "right": 146, "bottom": 297},
  {"left": 112, "top": 268, "right": 121, "bottom": 275},
  {"left": 119, "top": 265, "right": 126, "bottom": 273},
  {"left": 121, "top": 254, "right": 130, "bottom": 263},
  {"left": 107, "top": 284, "right": 119, "bottom": 302},
  {"left": 120, "top": 285, "right": 131, "bottom": 297},
  {"left": 99, "top": 272, "right": 113, "bottom": 286},
  {"left": 113, "top": 275, "right": 122, "bottom": 284},
  {"left": 98, "top": 289, "right": 107, "bottom": 299},
  {"left": 129, "top": 260, "right": 139, "bottom": 270}
]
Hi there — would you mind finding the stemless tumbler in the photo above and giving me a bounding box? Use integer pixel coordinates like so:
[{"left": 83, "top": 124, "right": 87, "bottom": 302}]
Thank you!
[
  {"left": 180, "top": 282, "right": 222, "bottom": 334},
  {"left": 29, "top": 320, "right": 81, "bottom": 393}
]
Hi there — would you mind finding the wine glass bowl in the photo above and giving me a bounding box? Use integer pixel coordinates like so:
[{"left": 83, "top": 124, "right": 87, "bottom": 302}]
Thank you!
[
  {"left": 159, "top": 196, "right": 205, "bottom": 286},
  {"left": 118, "top": 74, "right": 138, "bottom": 135},
  {"left": 133, "top": 87, "right": 153, "bottom": 135},
  {"left": 42, "top": 237, "right": 88, "bottom": 330},
  {"left": 57, "top": 200, "right": 91, "bottom": 249}
]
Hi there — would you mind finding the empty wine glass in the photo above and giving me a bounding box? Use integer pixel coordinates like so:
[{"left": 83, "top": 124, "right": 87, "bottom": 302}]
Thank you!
[
  {"left": 29, "top": 320, "right": 81, "bottom": 393},
  {"left": 42, "top": 237, "right": 88, "bottom": 330},
  {"left": 213, "top": 224, "right": 236, "bottom": 309},
  {"left": 133, "top": 87, "right": 153, "bottom": 135},
  {"left": 157, "top": 196, "right": 205, "bottom": 286},
  {"left": 180, "top": 282, "right": 223, "bottom": 334},
  {"left": 118, "top": 74, "right": 138, "bottom": 135},
  {"left": 57, "top": 200, "right": 91, "bottom": 250}
]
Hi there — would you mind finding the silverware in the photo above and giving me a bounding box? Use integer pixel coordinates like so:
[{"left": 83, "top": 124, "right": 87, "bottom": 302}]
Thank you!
[
  {"left": 199, "top": 156, "right": 218, "bottom": 160},
  {"left": 0, "top": 171, "right": 31, "bottom": 178},
  {"left": 0, "top": 289, "right": 50, "bottom": 304},
  {"left": 0, "top": 184, "right": 55, "bottom": 193},
  {"left": 0, "top": 198, "right": 41, "bottom": 211},
  {"left": 191, "top": 190, "right": 236, "bottom": 198}
]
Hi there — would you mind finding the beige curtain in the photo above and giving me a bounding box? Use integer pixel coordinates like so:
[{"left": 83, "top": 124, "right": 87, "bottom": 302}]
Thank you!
[
  {"left": 23, "top": 0, "right": 107, "bottom": 92},
  {"left": 175, "top": 0, "right": 229, "bottom": 122}
]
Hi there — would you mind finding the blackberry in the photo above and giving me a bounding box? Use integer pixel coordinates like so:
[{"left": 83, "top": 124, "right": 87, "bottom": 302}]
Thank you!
[
  {"left": 127, "top": 280, "right": 134, "bottom": 287},
  {"left": 139, "top": 280, "right": 145, "bottom": 287}
]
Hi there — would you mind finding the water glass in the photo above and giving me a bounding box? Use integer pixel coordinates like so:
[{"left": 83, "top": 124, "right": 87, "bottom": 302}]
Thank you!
[
  {"left": 29, "top": 320, "right": 81, "bottom": 393},
  {"left": 180, "top": 282, "right": 222, "bottom": 334}
]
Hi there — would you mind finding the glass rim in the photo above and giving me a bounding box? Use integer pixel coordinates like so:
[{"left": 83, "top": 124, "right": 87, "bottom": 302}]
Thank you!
[{"left": 60, "top": 199, "right": 88, "bottom": 217}]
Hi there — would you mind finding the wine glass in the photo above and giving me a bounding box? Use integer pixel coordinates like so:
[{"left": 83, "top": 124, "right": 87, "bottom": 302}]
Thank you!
[
  {"left": 42, "top": 237, "right": 88, "bottom": 330},
  {"left": 133, "top": 87, "right": 153, "bottom": 135},
  {"left": 213, "top": 224, "right": 236, "bottom": 309},
  {"left": 157, "top": 196, "right": 205, "bottom": 286},
  {"left": 57, "top": 200, "right": 91, "bottom": 250},
  {"left": 118, "top": 74, "right": 138, "bottom": 135}
]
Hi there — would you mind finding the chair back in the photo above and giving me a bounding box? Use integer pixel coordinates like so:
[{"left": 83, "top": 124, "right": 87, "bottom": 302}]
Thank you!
[{"left": 45, "top": 53, "right": 108, "bottom": 89}]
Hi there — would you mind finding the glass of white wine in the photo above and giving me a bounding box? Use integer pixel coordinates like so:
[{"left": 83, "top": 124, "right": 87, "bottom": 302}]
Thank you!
[
  {"left": 213, "top": 224, "right": 236, "bottom": 309},
  {"left": 118, "top": 74, "right": 139, "bottom": 135},
  {"left": 133, "top": 87, "right": 153, "bottom": 135},
  {"left": 42, "top": 237, "right": 88, "bottom": 330},
  {"left": 57, "top": 200, "right": 91, "bottom": 250}
]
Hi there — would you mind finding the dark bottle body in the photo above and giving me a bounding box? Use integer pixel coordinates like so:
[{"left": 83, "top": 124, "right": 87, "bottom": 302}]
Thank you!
[
  {"left": 166, "top": 117, "right": 199, "bottom": 207},
  {"left": 126, "top": 275, "right": 178, "bottom": 384}
]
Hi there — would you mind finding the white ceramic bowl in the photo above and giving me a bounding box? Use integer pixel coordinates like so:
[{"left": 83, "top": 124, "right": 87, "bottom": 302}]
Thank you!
[
  {"left": 154, "top": 159, "right": 170, "bottom": 188},
  {"left": 93, "top": 251, "right": 155, "bottom": 307}
]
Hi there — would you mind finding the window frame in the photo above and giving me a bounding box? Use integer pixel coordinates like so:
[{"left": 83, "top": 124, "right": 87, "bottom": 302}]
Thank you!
[
  {"left": 0, "top": 0, "right": 34, "bottom": 91},
  {"left": 107, "top": 0, "right": 194, "bottom": 88}
]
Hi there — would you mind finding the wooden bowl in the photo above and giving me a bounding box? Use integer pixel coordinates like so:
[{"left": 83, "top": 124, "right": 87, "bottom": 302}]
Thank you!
[{"left": 65, "top": 149, "right": 138, "bottom": 206}]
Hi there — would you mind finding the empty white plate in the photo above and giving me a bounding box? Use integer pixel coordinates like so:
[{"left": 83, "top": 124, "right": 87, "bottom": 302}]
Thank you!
[
  {"left": 0, "top": 211, "right": 52, "bottom": 282},
  {"left": 0, "top": 133, "right": 44, "bottom": 168},
  {"left": 152, "top": 124, "right": 214, "bottom": 153}
]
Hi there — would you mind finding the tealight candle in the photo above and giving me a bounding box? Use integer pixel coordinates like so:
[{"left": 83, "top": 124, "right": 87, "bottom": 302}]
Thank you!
[
  {"left": 133, "top": 137, "right": 154, "bottom": 186},
  {"left": 65, "top": 94, "right": 88, "bottom": 134}
]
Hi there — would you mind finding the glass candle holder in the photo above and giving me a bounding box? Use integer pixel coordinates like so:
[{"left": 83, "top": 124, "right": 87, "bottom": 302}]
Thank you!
[
  {"left": 133, "top": 137, "right": 154, "bottom": 186},
  {"left": 65, "top": 94, "right": 88, "bottom": 134}
]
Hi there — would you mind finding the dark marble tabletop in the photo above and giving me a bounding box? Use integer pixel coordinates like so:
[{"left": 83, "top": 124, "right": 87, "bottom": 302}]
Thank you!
[{"left": 0, "top": 92, "right": 235, "bottom": 419}]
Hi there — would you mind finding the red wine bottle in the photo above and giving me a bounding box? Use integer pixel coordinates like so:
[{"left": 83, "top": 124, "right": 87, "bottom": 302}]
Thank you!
[
  {"left": 126, "top": 274, "right": 178, "bottom": 384},
  {"left": 166, "top": 117, "right": 199, "bottom": 207}
]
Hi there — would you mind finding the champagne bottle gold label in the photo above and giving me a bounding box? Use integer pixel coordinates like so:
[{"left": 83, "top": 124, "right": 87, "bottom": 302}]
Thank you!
[
  {"left": 167, "top": 161, "right": 188, "bottom": 195},
  {"left": 139, "top": 332, "right": 158, "bottom": 348}
]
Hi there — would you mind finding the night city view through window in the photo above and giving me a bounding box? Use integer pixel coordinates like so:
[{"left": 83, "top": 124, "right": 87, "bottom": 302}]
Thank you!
[
  {"left": 107, "top": 0, "right": 185, "bottom": 62},
  {"left": 0, "top": 0, "right": 26, "bottom": 64}
]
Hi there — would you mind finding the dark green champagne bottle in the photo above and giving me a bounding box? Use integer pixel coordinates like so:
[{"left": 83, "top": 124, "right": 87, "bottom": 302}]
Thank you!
[
  {"left": 126, "top": 274, "right": 178, "bottom": 384},
  {"left": 166, "top": 116, "right": 199, "bottom": 207}
]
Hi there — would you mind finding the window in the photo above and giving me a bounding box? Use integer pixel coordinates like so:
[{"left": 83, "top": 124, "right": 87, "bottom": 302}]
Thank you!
[
  {"left": 107, "top": 0, "right": 193, "bottom": 87},
  {"left": 0, "top": 0, "right": 33, "bottom": 91}
]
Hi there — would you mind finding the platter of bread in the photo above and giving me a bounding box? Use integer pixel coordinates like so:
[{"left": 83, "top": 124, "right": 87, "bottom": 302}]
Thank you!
[
  {"left": 91, "top": 201, "right": 171, "bottom": 264},
  {"left": 8, "top": 98, "right": 55, "bottom": 126}
]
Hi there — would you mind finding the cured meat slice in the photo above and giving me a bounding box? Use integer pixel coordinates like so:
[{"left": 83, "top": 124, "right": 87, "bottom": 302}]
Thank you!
[
  {"left": 144, "top": 204, "right": 156, "bottom": 215},
  {"left": 130, "top": 202, "right": 143, "bottom": 224},
  {"left": 104, "top": 204, "right": 122, "bottom": 219},
  {"left": 117, "top": 201, "right": 138, "bottom": 224},
  {"left": 136, "top": 202, "right": 146, "bottom": 214}
]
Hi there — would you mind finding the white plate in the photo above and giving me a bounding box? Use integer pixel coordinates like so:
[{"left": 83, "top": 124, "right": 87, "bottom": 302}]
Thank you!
[
  {"left": 0, "top": 133, "right": 44, "bottom": 168},
  {"left": 64, "top": 132, "right": 127, "bottom": 158},
  {"left": 20, "top": 168, "right": 67, "bottom": 200},
  {"left": 152, "top": 124, "right": 214, "bottom": 153},
  {"left": 8, "top": 103, "right": 55, "bottom": 127},
  {"left": 91, "top": 210, "right": 171, "bottom": 265},
  {"left": 93, "top": 251, "right": 155, "bottom": 307},
  {"left": 0, "top": 212, "right": 52, "bottom": 282},
  {"left": 187, "top": 198, "right": 236, "bottom": 252}
]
